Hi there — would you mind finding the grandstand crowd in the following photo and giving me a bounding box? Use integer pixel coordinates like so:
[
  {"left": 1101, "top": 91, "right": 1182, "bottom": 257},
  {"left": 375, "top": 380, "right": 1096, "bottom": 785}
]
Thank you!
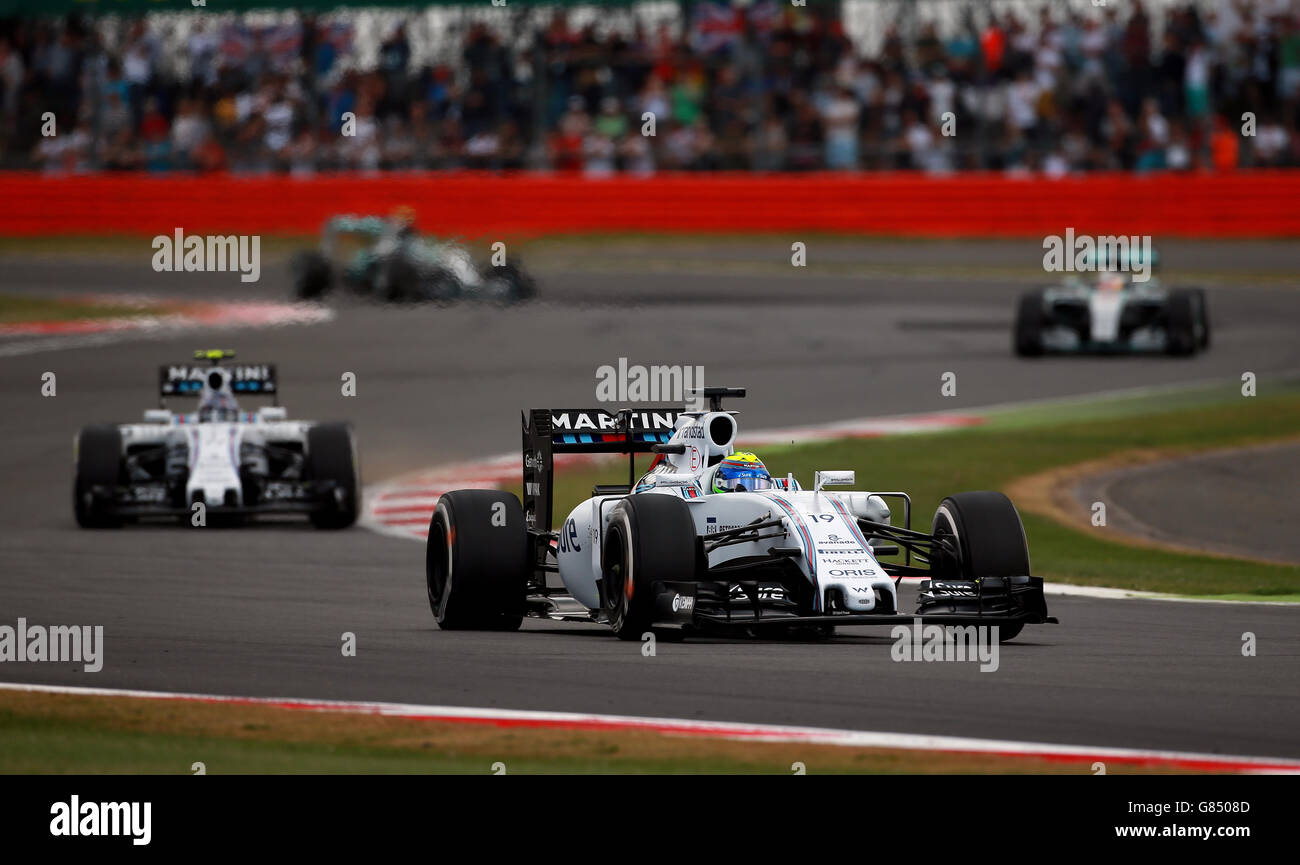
[{"left": 1, "top": 1, "right": 1297, "bottom": 174}]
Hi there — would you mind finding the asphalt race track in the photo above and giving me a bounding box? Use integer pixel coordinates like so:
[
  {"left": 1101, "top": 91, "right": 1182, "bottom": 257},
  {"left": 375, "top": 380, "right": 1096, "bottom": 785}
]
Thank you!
[
  {"left": 2, "top": 239, "right": 1298, "bottom": 760},
  {"left": 1078, "top": 440, "right": 1300, "bottom": 566}
]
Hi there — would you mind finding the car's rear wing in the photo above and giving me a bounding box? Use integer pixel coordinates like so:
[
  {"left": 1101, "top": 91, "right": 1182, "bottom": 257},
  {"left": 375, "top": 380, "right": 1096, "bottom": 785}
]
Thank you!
[
  {"left": 158, "top": 363, "right": 278, "bottom": 401},
  {"left": 522, "top": 408, "right": 681, "bottom": 533}
]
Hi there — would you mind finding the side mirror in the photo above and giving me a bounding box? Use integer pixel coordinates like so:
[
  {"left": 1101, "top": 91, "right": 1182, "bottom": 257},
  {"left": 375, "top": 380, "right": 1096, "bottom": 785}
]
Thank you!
[
  {"left": 258, "top": 406, "right": 287, "bottom": 422},
  {"left": 814, "top": 470, "right": 855, "bottom": 492},
  {"left": 143, "top": 409, "right": 171, "bottom": 424}
]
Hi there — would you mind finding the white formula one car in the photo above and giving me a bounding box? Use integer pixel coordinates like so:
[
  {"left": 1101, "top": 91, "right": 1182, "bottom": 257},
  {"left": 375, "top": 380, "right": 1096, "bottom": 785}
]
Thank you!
[
  {"left": 73, "top": 350, "right": 359, "bottom": 529},
  {"left": 425, "top": 388, "right": 1056, "bottom": 642},
  {"left": 1015, "top": 249, "right": 1210, "bottom": 356}
]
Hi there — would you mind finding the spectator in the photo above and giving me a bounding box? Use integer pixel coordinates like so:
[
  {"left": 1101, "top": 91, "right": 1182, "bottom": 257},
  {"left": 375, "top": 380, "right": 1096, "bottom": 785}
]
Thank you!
[{"left": 2, "top": 1, "right": 1296, "bottom": 174}]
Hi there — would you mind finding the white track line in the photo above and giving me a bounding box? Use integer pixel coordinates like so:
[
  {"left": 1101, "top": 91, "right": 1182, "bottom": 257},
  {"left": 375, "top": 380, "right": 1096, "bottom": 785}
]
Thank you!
[
  {"left": 3, "top": 681, "right": 1296, "bottom": 773},
  {"left": 0, "top": 302, "right": 333, "bottom": 358}
]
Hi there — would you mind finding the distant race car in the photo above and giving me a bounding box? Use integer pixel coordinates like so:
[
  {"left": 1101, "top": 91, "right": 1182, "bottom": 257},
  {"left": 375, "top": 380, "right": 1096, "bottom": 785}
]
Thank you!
[
  {"left": 73, "top": 350, "right": 359, "bottom": 529},
  {"left": 424, "top": 388, "right": 1056, "bottom": 642},
  {"left": 290, "top": 212, "right": 537, "bottom": 304},
  {"left": 1014, "top": 248, "right": 1210, "bottom": 356}
]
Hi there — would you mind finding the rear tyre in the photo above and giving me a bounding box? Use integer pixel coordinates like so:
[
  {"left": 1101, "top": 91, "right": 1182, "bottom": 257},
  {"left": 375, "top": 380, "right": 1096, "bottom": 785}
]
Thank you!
[
  {"left": 426, "top": 490, "right": 527, "bottom": 630},
  {"left": 381, "top": 256, "right": 420, "bottom": 302},
  {"left": 1192, "top": 287, "right": 1211, "bottom": 349},
  {"left": 74, "top": 425, "right": 123, "bottom": 528},
  {"left": 291, "top": 250, "right": 333, "bottom": 300},
  {"left": 930, "top": 491, "right": 1031, "bottom": 642},
  {"left": 307, "top": 423, "right": 359, "bottom": 529},
  {"left": 1165, "top": 290, "right": 1199, "bottom": 356},
  {"left": 487, "top": 258, "right": 538, "bottom": 303},
  {"left": 602, "top": 495, "right": 697, "bottom": 640},
  {"left": 1013, "top": 291, "right": 1045, "bottom": 357}
]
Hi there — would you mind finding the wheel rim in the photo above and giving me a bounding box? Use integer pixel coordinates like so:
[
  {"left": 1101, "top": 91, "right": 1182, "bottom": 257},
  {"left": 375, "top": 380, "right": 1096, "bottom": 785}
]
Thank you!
[
  {"left": 931, "top": 506, "right": 963, "bottom": 577},
  {"left": 602, "top": 521, "right": 630, "bottom": 626},
  {"left": 428, "top": 507, "right": 452, "bottom": 615}
]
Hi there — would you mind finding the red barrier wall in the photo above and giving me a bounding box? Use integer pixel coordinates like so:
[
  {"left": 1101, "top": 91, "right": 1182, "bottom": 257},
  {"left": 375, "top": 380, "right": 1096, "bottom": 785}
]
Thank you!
[{"left": 4, "top": 172, "right": 1298, "bottom": 237}]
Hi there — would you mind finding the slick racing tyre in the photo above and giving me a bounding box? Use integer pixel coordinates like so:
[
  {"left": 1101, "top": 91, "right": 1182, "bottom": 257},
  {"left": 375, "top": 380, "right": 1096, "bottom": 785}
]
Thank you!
[
  {"left": 1191, "top": 287, "right": 1211, "bottom": 349},
  {"left": 1013, "top": 290, "right": 1045, "bottom": 357},
  {"left": 426, "top": 490, "right": 527, "bottom": 630},
  {"left": 307, "top": 423, "right": 359, "bottom": 529},
  {"left": 601, "top": 494, "right": 697, "bottom": 640},
  {"left": 380, "top": 255, "right": 420, "bottom": 302},
  {"left": 1165, "top": 289, "right": 1199, "bottom": 356},
  {"left": 929, "top": 491, "right": 1031, "bottom": 642},
  {"left": 74, "top": 425, "right": 123, "bottom": 528},
  {"left": 291, "top": 250, "right": 333, "bottom": 300},
  {"left": 487, "top": 257, "right": 538, "bottom": 303}
]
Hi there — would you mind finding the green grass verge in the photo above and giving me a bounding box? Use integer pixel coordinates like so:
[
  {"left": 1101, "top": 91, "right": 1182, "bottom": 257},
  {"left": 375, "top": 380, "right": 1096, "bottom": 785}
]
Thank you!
[
  {"left": 1, "top": 712, "right": 772, "bottom": 774},
  {"left": 521, "top": 386, "right": 1300, "bottom": 598},
  {"left": 1, "top": 693, "right": 1126, "bottom": 775}
]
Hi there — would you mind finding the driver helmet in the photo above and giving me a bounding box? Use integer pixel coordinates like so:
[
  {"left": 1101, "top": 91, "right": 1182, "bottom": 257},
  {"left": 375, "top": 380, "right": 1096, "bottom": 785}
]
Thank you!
[
  {"left": 712, "top": 452, "right": 773, "bottom": 493},
  {"left": 198, "top": 370, "right": 240, "bottom": 422},
  {"left": 390, "top": 205, "right": 417, "bottom": 237}
]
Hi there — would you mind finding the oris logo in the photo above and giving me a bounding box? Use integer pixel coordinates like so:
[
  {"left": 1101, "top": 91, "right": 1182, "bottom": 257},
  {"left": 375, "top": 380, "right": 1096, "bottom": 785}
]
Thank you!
[{"left": 828, "top": 568, "right": 876, "bottom": 577}]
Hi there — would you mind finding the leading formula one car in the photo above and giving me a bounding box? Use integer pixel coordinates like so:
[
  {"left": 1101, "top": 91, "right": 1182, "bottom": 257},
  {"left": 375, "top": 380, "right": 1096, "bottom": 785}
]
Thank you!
[
  {"left": 291, "top": 212, "right": 537, "bottom": 304},
  {"left": 425, "top": 388, "right": 1056, "bottom": 642},
  {"left": 73, "top": 350, "right": 359, "bottom": 529},
  {"left": 1014, "top": 248, "right": 1210, "bottom": 357}
]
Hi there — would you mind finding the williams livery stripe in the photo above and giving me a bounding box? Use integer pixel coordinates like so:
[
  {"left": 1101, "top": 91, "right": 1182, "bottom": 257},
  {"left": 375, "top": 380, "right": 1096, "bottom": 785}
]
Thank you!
[
  {"left": 826, "top": 496, "right": 880, "bottom": 564},
  {"left": 768, "top": 492, "right": 819, "bottom": 609},
  {"left": 553, "top": 431, "right": 673, "bottom": 446}
]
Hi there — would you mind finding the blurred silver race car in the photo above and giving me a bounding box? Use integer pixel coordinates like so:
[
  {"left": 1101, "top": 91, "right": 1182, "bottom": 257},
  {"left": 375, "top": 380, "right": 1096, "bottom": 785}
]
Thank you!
[
  {"left": 73, "top": 350, "right": 359, "bottom": 529},
  {"left": 1014, "top": 248, "right": 1210, "bottom": 357},
  {"left": 291, "top": 210, "right": 537, "bottom": 304}
]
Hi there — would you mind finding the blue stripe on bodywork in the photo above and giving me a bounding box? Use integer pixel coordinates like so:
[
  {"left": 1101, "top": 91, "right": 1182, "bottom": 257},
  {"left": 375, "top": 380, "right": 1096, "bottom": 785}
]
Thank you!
[
  {"left": 826, "top": 497, "right": 879, "bottom": 564},
  {"left": 768, "top": 493, "right": 819, "bottom": 611}
]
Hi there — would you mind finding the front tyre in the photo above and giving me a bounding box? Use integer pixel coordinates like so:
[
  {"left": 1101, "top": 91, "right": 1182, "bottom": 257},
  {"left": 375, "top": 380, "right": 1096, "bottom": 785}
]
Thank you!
[
  {"left": 1013, "top": 290, "right": 1045, "bottom": 357},
  {"left": 1165, "top": 289, "right": 1199, "bottom": 356},
  {"left": 426, "top": 490, "right": 527, "bottom": 630},
  {"left": 291, "top": 250, "right": 333, "bottom": 300},
  {"left": 1191, "top": 287, "right": 1211, "bottom": 349},
  {"left": 930, "top": 491, "right": 1031, "bottom": 642},
  {"left": 307, "top": 423, "right": 359, "bottom": 529},
  {"left": 486, "top": 257, "right": 538, "bottom": 303},
  {"left": 602, "top": 494, "right": 697, "bottom": 640},
  {"left": 74, "top": 425, "right": 123, "bottom": 528}
]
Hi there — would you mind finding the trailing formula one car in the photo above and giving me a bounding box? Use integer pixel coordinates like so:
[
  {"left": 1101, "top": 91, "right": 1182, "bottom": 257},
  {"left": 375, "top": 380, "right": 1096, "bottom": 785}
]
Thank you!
[
  {"left": 425, "top": 388, "right": 1056, "bottom": 642},
  {"left": 290, "top": 211, "right": 537, "bottom": 304},
  {"left": 73, "top": 350, "right": 359, "bottom": 529},
  {"left": 1015, "top": 248, "right": 1210, "bottom": 357}
]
